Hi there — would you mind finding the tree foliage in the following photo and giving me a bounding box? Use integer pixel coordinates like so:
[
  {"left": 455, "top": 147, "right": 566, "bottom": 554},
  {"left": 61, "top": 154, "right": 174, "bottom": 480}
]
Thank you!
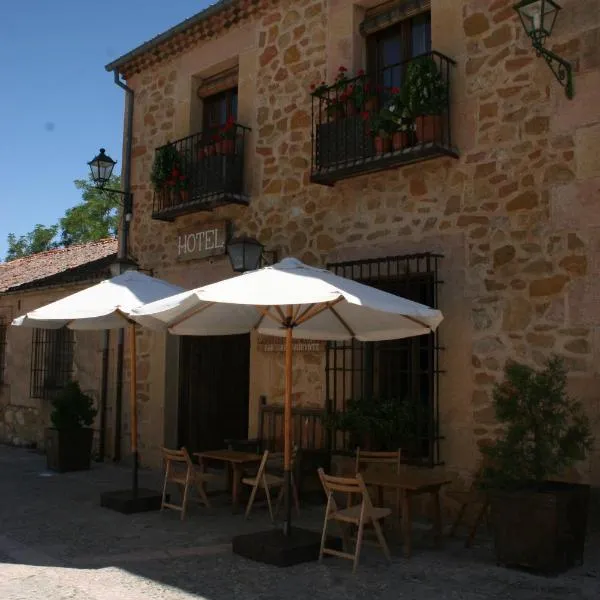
[
  {"left": 481, "top": 356, "right": 594, "bottom": 489},
  {"left": 4, "top": 175, "right": 121, "bottom": 261}
]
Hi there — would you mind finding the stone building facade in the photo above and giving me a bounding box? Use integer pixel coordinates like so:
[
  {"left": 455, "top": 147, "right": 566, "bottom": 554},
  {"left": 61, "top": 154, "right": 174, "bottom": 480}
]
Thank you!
[
  {"left": 106, "top": 0, "right": 600, "bottom": 487},
  {"left": 0, "top": 240, "right": 117, "bottom": 451}
]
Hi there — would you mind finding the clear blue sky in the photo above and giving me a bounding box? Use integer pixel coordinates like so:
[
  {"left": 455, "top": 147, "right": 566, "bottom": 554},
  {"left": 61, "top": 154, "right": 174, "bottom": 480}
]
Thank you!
[{"left": 0, "top": 0, "right": 212, "bottom": 261}]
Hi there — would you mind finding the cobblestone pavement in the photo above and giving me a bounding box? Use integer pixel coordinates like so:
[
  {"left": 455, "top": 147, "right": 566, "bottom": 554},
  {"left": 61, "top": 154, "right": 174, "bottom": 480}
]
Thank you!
[{"left": 0, "top": 445, "right": 598, "bottom": 599}]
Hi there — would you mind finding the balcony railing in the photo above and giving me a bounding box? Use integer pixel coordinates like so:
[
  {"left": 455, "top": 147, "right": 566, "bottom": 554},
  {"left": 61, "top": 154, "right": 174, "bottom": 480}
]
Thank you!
[
  {"left": 310, "top": 52, "right": 457, "bottom": 185},
  {"left": 151, "top": 124, "right": 250, "bottom": 221}
]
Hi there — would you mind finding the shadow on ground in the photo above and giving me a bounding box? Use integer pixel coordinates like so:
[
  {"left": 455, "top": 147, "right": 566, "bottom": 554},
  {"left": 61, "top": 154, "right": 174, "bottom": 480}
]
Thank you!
[{"left": 0, "top": 445, "right": 599, "bottom": 600}]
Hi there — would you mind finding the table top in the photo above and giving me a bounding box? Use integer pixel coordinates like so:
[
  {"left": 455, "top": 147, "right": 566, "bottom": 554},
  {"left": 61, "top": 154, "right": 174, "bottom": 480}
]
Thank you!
[
  {"left": 361, "top": 470, "right": 452, "bottom": 491},
  {"left": 194, "top": 449, "right": 262, "bottom": 464}
]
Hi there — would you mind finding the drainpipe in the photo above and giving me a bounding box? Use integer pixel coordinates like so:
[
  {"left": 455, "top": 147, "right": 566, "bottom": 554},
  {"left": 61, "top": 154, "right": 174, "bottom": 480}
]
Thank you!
[{"left": 112, "top": 69, "right": 134, "bottom": 461}]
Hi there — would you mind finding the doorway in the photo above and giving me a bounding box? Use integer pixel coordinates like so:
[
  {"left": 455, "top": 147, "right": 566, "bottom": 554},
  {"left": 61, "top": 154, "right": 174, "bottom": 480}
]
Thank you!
[{"left": 178, "top": 334, "right": 250, "bottom": 454}]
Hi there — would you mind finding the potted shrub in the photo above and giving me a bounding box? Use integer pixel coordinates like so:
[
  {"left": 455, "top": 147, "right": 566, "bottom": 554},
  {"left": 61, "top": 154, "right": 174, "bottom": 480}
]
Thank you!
[
  {"left": 368, "top": 111, "right": 393, "bottom": 155},
  {"left": 45, "top": 381, "right": 97, "bottom": 472},
  {"left": 326, "top": 396, "right": 424, "bottom": 453},
  {"left": 403, "top": 55, "right": 448, "bottom": 144},
  {"left": 481, "top": 356, "right": 594, "bottom": 574},
  {"left": 382, "top": 89, "right": 414, "bottom": 151}
]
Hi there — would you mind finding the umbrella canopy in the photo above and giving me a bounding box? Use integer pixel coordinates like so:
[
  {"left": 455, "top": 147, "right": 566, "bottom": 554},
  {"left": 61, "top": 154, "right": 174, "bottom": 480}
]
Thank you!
[
  {"left": 132, "top": 257, "right": 443, "bottom": 339},
  {"left": 12, "top": 269, "right": 185, "bottom": 498},
  {"left": 132, "top": 257, "right": 443, "bottom": 534},
  {"left": 12, "top": 270, "right": 184, "bottom": 330}
]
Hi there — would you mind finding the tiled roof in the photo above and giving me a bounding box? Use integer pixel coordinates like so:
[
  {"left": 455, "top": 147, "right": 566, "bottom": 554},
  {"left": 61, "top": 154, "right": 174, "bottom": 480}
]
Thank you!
[
  {"left": 105, "top": 0, "right": 267, "bottom": 79},
  {"left": 0, "top": 238, "right": 118, "bottom": 293}
]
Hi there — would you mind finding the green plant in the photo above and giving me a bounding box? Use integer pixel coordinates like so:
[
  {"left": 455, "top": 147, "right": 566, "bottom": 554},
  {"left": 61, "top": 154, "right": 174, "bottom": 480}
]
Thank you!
[
  {"left": 219, "top": 115, "right": 237, "bottom": 140},
  {"left": 50, "top": 381, "right": 97, "bottom": 431},
  {"left": 326, "top": 396, "right": 424, "bottom": 451},
  {"left": 381, "top": 91, "right": 414, "bottom": 133},
  {"left": 481, "top": 356, "right": 594, "bottom": 490},
  {"left": 367, "top": 110, "right": 395, "bottom": 137},
  {"left": 403, "top": 55, "right": 448, "bottom": 116},
  {"left": 150, "top": 144, "right": 182, "bottom": 191}
]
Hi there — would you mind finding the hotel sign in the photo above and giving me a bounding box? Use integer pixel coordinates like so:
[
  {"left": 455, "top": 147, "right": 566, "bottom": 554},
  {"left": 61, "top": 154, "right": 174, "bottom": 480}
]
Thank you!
[
  {"left": 177, "top": 221, "right": 227, "bottom": 262},
  {"left": 257, "top": 334, "right": 325, "bottom": 353}
]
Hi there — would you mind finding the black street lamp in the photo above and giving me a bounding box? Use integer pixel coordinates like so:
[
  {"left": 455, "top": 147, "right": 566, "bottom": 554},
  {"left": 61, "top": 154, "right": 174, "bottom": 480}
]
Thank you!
[
  {"left": 514, "top": 0, "right": 573, "bottom": 98},
  {"left": 88, "top": 148, "right": 117, "bottom": 187}
]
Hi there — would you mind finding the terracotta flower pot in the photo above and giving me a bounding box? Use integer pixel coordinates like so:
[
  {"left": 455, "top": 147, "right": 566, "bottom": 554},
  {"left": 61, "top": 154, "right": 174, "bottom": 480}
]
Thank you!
[
  {"left": 364, "top": 97, "right": 378, "bottom": 113},
  {"left": 221, "top": 138, "right": 235, "bottom": 155},
  {"left": 346, "top": 102, "right": 357, "bottom": 117},
  {"left": 213, "top": 140, "right": 223, "bottom": 154},
  {"left": 392, "top": 131, "right": 409, "bottom": 151},
  {"left": 179, "top": 189, "right": 190, "bottom": 203},
  {"left": 416, "top": 114, "right": 442, "bottom": 144},
  {"left": 374, "top": 135, "right": 391, "bottom": 155}
]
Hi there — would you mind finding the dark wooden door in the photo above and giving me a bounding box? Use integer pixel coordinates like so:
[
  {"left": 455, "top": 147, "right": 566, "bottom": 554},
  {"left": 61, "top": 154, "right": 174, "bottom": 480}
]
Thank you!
[{"left": 178, "top": 334, "right": 250, "bottom": 454}]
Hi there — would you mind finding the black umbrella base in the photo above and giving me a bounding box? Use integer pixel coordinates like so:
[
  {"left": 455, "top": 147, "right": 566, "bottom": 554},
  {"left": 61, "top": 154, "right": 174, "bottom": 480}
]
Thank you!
[
  {"left": 100, "top": 488, "right": 162, "bottom": 514},
  {"left": 232, "top": 527, "right": 330, "bottom": 567}
]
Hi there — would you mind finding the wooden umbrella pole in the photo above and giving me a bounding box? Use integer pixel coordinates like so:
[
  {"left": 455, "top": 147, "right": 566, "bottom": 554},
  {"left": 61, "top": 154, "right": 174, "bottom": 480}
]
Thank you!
[
  {"left": 283, "top": 308, "right": 294, "bottom": 536},
  {"left": 128, "top": 322, "right": 139, "bottom": 498}
]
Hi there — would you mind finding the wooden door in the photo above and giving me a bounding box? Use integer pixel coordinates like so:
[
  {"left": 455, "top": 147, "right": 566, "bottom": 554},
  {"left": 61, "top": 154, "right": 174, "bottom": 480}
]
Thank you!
[{"left": 178, "top": 334, "right": 250, "bottom": 454}]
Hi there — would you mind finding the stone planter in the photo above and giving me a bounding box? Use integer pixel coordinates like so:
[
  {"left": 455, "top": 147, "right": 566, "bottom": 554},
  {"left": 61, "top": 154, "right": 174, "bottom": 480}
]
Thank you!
[
  {"left": 490, "top": 481, "right": 590, "bottom": 574},
  {"left": 45, "top": 427, "right": 94, "bottom": 473}
]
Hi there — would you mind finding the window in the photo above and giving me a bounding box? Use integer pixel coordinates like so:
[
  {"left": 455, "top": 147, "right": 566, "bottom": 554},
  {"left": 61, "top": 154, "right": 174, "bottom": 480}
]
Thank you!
[
  {"left": 30, "top": 328, "right": 75, "bottom": 399},
  {"left": 325, "top": 254, "right": 442, "bottom": 466},
  {"left": 202, "top": 87, "right": 238, "bottom": 137},
  {"left": 367, "top": 11, "right": 431, "bottom": 92},
  {"left": 0, "top": 317, "right": 7, "bottom": 385}
]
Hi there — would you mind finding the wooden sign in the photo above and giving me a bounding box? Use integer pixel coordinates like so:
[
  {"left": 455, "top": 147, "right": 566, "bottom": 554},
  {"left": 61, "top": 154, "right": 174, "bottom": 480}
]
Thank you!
[
  {"left": 257, "top": 334, "right": 325, "bottom": 353},
  {"left": 177, "top": 221, "right": 227, "bottom": 262}
]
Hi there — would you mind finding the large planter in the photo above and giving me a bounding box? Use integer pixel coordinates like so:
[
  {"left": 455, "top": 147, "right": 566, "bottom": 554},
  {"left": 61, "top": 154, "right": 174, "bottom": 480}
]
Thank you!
[
  {"left": 490, "top": 482, "right": 590, "bottom": 574},
  {"left": 45, "top": 427, "right": 94, "bottom": 473},
  {"left": 415, "top": 114, "right": 442, "bottom": 144}
]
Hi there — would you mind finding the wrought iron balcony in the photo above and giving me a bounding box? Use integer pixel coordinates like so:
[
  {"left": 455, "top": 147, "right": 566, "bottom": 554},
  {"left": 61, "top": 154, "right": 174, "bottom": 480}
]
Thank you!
[
  {"left": 151, "top": 124, "right": 250, "bottom": 221},
  {"left": 310, "top": 52, "right": 458, "bottom": 186}
]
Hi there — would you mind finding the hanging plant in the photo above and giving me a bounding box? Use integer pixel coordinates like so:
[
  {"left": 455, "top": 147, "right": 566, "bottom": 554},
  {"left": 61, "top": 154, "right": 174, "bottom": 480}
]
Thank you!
[{"left": 150, "top": 144, "right": 182, "bottom": 191}]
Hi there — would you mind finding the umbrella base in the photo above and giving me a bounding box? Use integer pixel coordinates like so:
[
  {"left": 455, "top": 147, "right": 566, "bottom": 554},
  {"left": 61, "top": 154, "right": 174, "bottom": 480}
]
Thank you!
[
  {"left": 232, "top": 527, "right": 333, "bottom": 567},
  {"left": 100, "top": 488, "right": 162, "bottom": 514}
]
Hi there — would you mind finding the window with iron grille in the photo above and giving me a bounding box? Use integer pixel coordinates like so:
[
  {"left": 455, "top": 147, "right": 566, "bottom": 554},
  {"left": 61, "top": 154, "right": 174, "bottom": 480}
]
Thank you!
[
  {"left": 30, "top": 328, "right": 75, "bottom": 399},
  {"left": 325, "top": 253, "right": 443, "bottom": 466},
  {"left": 0, "top": 317, "right": 7, "bottom": 385}
]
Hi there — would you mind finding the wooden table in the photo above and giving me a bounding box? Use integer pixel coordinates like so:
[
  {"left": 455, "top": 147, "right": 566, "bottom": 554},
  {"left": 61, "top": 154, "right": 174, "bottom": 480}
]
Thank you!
[
  {"left": 362, "top": 470, "right": 452, "bottom": 558},
  {"left": 194, "top": 449, "right": 262, "bottom": 512}
]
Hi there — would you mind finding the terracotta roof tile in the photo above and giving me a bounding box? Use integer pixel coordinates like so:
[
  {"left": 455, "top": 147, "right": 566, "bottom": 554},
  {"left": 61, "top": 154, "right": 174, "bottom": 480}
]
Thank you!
[{"left": 0, "top": 238, "right": 118, "bottom": 293}]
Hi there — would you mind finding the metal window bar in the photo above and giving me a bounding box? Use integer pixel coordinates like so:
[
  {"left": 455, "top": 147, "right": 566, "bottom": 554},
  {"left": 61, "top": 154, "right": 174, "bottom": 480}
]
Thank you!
[
  {"left": 310, "top": 51, "right": 457, "bottom": 185},
  {"left": 325, "top": 253, "right": 443, "bottom": 466},
  {"left": 30, "top": 328, "right": 75, "bottom": 400},
  {"left": 0, "top": 318, "right": 7, "bottom": 385},
  {"left": 152, "top": 123, "right": 251, "bottom": 220}
]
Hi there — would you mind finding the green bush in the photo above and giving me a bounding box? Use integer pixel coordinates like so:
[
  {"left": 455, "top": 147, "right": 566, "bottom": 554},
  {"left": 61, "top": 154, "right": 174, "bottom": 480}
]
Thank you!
[
  {"left": 50, "top": 381, "right": 97, "bottom": 431},
  {"left": 481, "top": 356, "right": 594, "bottom": 489},
  {"left": 326, "top": 396, "right": 425, "bottom": 452}
]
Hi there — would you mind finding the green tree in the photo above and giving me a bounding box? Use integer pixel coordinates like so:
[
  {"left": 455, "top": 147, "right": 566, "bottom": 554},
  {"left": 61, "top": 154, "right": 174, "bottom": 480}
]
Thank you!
[
  {"left": 5, "top": 224, "right": 60, "bottom": 261},
  {"left": 59, "top": 175, "right": 121, "bottom": 247},
  {"left": 4, "top": 175, "right": 121, "bottom": 261}
]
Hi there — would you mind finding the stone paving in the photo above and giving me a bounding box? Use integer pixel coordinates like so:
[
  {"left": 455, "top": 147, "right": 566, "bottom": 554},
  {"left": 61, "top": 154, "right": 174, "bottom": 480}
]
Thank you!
[{"left": 0, "top": 445, "right": 599, "bottom": 600}]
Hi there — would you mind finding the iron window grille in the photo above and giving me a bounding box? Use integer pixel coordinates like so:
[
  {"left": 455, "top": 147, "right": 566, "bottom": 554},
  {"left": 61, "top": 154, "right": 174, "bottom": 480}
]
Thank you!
[
  {"left": 325, "top": 253, "right": 443, "bottom": 466},
  {"left": 30, "top": 328, "right": 75, "bottom": 399},
  {"left": 0, "top": 317, "right": 7, "bottom": 385}
]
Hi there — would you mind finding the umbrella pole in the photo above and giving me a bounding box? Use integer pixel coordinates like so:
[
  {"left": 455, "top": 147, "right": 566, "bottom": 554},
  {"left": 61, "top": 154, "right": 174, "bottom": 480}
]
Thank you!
[
  {"left": 283, "top": 318, "right": 293, "bottom": 536},
  {"left": 128, "top": 322, "right": 139, "bottom": 498}
]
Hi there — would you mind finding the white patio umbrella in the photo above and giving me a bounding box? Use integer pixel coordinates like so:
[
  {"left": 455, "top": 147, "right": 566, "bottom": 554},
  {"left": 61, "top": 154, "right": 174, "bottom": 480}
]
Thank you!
[
  {"left": 12, "top": 270, "right": 185, "bottom": 498},
  {"left": 132, "top": 257, "right": 443, "bottom": 533}
]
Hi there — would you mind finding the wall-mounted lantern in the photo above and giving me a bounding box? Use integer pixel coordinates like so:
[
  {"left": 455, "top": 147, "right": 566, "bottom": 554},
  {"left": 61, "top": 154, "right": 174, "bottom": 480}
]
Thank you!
[
  {"left": 226, "top": 236, "right": 277, "bottom": 273},
  {"left": 514, "top": 0, "right": 573, "bottom": 98}
]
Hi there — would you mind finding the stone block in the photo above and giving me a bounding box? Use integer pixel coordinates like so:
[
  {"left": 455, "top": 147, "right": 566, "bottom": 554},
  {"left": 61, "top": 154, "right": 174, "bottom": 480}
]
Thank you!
[
  {"left": 575, "top": 123, "right": 600, "bottom": 180},
  {"left": 552, "top": 71, "right": 600, "bottom": 134}
]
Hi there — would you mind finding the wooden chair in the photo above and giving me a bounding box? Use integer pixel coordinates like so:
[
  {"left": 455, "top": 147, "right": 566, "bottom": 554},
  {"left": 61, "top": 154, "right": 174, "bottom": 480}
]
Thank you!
[
  {"left": 160, "top": 447, "right": 214, "bottom": 520},
  {"left": 318, "top": 468, "right": 392, "bottom": 573},
  {"left": 242, "top": 448, "right": 300, "bottom": 522},
  {"left": 355, "top": 448, "right": 402, "bottom": 517},
  {"left": 447, "top": 463, "right": 490, "bottom": 547}
]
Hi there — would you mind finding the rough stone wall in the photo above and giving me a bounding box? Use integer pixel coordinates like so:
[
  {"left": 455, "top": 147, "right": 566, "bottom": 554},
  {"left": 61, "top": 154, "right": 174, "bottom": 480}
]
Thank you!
[
  {"left": 124, "top": 0, "right": 600, "bottom": 485},
  {"left": 0, "top": 286, "right": 107, "bottom": 450}
]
